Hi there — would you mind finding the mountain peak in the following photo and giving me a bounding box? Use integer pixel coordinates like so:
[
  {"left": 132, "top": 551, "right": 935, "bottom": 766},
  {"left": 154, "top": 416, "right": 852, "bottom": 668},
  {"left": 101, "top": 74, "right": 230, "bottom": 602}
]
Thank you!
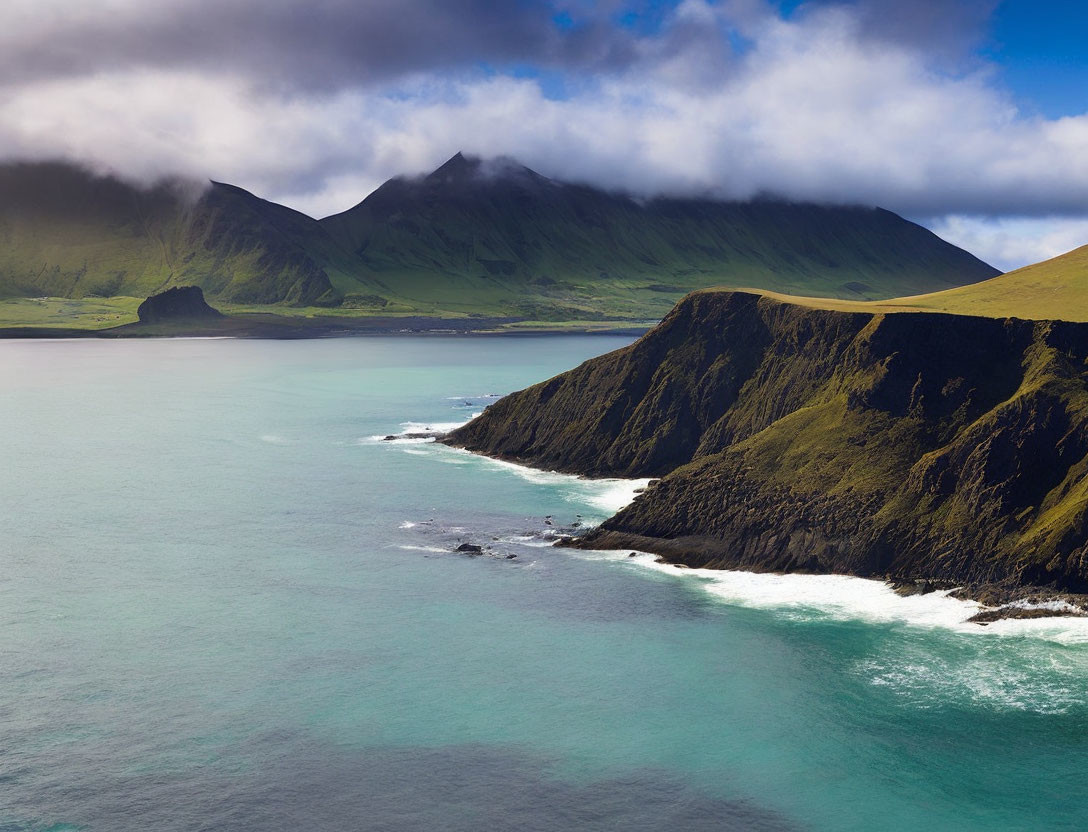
[
  {"left": 422, "top": 152, "right": 548, "bottom": 189},
  {"left": 425, "top": 151, "right": 483, "bottom": 184}
]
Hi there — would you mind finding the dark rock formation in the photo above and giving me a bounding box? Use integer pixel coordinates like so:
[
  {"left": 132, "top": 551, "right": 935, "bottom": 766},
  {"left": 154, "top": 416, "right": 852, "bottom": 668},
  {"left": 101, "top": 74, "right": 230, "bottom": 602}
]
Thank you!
[
  {"left": 137, "top": 286, "right": 222, "bottom": 323},
  {"left": 444, "top": 290, "right": 1088, "bottom": 598}
]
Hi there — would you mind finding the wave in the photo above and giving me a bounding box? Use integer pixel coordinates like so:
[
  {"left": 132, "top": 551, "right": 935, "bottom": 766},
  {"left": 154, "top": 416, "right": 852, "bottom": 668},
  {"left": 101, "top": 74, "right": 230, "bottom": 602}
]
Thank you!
[
  {"left": 855, "top": 651, "right": 1088, "bottom": 713},
  {"left": 367, "top": 418, "right": 478, "bottom": 445},
  {"left": 575, "top": 550, "right": 1088, "bottom": 643},
  {"left": 435, "top": 446, "right": 650, "bottom": 513}
]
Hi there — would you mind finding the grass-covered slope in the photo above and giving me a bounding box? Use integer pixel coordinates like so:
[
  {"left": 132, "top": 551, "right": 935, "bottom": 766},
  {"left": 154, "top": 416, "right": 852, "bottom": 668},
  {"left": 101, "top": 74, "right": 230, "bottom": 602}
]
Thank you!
[
  {"left": 869, "top": 244, "right": 1088, "bottom": 321},
  {"left": 321, "top": 153, "right": 999, "bottom": 320},
  {"left": 446, "top": 290, "right": 1088, "bottom": 596},
  {"left": 0, "top": 162, "right": 360, "bottom": 306},
  {"left": 732, "top": 244, "right": 1088, "bottom": 322}
]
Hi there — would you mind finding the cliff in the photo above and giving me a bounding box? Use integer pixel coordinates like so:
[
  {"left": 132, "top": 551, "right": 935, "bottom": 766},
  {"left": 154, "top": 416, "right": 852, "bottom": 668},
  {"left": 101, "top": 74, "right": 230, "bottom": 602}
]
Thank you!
[{"left": 445, "top": 291, "right": 1088, "bottom": 596}]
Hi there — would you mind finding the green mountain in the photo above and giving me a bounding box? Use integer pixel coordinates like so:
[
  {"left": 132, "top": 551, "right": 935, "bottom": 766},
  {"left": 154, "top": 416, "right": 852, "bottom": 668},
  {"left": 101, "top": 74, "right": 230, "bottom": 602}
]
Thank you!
[
  {"left": 320, "top": 152, "right": 999, "bottom": 319},
  {"left": 0, "top": 161, "right": 356, "bottom": 306},
  {"left": 0, "top": 155, "right": 999, "bottom": 327},
  {"left": 447, "top": 289, "right": 1088, "bottom": 606}
]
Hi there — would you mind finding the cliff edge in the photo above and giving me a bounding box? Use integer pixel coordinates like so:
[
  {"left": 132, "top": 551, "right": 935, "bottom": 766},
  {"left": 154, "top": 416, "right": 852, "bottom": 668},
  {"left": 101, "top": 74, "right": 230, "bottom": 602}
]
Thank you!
[{"left": 445, "top": 290, "right": 1088, "bottom": 598}]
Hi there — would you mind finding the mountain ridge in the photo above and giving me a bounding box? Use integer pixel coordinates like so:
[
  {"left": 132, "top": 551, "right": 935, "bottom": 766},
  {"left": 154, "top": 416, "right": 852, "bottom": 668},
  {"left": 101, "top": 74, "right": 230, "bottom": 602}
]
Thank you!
[{"left": 0, "top": 154, "right": 999, "bottom": 326}]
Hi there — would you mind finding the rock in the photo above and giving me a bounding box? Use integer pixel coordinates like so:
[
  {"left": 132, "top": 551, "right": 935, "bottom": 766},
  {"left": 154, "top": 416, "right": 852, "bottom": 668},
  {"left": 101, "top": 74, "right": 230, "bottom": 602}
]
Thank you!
[
  {"left": 137, "top": 286, "right": 222, "bottom": 323},
  {"left": 455, "top": 543, "right": 484, "bottom": 554},
  {"left": 382, "top": 432, "right": 442, "bottom": 441},
  {"left": 968, "top": 605, "right": 1088, "bottom": 624},
  {"left": 505, "top": 554, "right": 517, "bottom": 559}
]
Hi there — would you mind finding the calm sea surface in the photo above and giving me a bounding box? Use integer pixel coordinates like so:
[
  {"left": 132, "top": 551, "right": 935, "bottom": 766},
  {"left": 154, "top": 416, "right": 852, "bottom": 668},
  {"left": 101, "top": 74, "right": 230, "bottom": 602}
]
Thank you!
[{"left": 3, "top": 336, "right": 1088, "bottom": 832}]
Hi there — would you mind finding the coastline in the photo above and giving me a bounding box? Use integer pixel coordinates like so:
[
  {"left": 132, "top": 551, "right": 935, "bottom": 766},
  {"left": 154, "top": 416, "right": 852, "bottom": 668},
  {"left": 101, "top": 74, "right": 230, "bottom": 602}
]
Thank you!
[
  {"left": 0, "top": 315, "right": 652, "bottom": 340},
  {"left": 437, "top": 433, "right": 1088, "bottom": 625}
]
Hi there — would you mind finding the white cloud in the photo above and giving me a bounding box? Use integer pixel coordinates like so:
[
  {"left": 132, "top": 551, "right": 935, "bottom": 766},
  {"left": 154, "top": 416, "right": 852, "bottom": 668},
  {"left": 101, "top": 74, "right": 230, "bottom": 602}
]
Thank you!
[
  {"left": 0, "top": 0, "right": 1085, "bottom": 268},
  {"left": 927, "top": 216, "right": 1088, "bottom": 272}
]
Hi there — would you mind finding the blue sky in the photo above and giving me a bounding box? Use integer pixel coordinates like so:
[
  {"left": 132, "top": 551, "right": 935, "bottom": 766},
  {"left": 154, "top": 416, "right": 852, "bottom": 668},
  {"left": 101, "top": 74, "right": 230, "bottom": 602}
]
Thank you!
[
  {"left": 988, "top": 0, "right": 1088, "bottom": 117},
  {"left": 0, "top": 0, "right": 1085, "bottom": 269}
]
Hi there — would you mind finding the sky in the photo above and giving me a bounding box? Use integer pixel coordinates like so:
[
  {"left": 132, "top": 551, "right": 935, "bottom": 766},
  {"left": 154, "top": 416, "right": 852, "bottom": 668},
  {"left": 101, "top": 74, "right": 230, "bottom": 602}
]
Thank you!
[{"left": 0, "top": 0, "right": 1086, "bottom": 270}]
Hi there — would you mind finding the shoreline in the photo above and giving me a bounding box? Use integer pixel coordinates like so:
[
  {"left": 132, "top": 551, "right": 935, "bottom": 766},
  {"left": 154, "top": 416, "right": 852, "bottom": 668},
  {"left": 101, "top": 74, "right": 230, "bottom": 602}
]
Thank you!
[
  {"left": 437, "top": 435, "right": 1088, "bottom": 625},
  {"left": 0, "top": 315, "right": 652, "bottom": 340},
  {"left": 568, "top": 526, "right": 1088, "bottom": 626}
]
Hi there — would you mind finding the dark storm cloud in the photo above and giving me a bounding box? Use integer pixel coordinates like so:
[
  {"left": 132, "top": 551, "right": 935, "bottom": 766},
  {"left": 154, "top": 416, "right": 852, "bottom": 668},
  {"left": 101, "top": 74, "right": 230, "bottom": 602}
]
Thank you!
[{"left": 0, "top": 0, "right": 640, "bottom": 91}]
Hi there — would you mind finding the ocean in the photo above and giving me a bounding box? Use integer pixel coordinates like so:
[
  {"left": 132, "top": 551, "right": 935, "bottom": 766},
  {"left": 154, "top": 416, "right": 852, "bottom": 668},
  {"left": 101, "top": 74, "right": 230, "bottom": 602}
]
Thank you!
[{"left": 3, "top": 335, "right": 1088, "bottom": 832}]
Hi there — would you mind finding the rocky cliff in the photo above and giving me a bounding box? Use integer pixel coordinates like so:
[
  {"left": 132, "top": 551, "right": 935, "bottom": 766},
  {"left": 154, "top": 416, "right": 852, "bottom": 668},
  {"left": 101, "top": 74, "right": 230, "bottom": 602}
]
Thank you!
[
  {"left": 137, "top": 286, "right": 222, "bottom": 323},
  {"left": 445, "top": 290, "right": 1088, "bottom": 596}
]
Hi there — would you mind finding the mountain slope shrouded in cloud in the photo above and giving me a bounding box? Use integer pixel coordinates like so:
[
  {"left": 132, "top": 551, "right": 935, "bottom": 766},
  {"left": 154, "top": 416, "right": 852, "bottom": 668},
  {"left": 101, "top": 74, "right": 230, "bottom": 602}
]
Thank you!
[
  {"left": 0, "top": 162, "right": 347, "bottom": 306},
  {"left": 0, "top": 155, "right": 999, "bottom": 322}
]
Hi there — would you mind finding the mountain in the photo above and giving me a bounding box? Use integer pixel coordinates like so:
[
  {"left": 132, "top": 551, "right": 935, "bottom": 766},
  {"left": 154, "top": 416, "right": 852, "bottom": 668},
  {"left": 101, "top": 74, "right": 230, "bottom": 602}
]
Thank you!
[
  {"left": 0, "top": 162, "right": 359, "bottom": 305},
  {"left": 0, "top": 155, "right": 998, "bottom": 327},
  {"left": 320, "top": 152, "right": 999, "bottom": 319},
  {"left": 446, "top": 289, "right": 1088, "bottom": 604}
]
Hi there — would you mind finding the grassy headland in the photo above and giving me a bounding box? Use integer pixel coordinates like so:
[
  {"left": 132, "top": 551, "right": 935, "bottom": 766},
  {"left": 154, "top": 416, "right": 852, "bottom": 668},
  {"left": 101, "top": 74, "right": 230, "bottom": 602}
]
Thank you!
[{"left": 447, "top": 289, "right": 1088, "bottom": 602}]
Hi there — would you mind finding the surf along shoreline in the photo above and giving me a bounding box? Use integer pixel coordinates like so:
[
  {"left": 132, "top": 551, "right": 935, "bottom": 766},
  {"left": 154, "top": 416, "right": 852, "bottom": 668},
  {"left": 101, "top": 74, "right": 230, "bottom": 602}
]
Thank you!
[{"left": 373, "top": 425, "right": 1088, "bottom": 629}]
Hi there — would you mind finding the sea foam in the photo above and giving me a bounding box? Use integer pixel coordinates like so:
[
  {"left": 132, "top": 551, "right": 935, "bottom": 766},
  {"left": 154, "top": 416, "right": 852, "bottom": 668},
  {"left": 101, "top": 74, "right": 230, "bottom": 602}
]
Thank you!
[{"left": 577, "top": 550, "right": 1088, "bottom": 642}]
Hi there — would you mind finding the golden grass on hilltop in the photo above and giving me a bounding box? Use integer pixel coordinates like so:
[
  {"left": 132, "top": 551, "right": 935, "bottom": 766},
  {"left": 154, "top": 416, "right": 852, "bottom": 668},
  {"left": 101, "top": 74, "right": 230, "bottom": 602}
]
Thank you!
[{"left": 719, "top": 244, "right": 1088, "bottom": 322}]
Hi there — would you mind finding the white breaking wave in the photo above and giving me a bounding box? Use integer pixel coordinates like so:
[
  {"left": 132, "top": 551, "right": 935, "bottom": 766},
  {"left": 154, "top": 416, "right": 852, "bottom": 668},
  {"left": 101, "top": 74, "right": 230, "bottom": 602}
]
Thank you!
[
  {"left": 434, "top": 445, "right": 650, "bottom": 514},
  {"left": 367, "top": 418, "right": 478, "bottom": 444},
  {"left": 575, "top": 550, "right": 1088, "bottom": 643},
  {"left": 396, "top": 544, "right": 448, "bottom": 554}
]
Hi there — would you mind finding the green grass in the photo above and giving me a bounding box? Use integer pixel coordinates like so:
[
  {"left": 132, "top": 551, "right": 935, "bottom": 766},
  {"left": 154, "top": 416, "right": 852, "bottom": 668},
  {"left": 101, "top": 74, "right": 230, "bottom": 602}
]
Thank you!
[
  {"left": 0, "top": 296, "right": 141, "bottom": 329},
  {"left": 717, "top": 244, "right": 1088, "bottom": 322}
]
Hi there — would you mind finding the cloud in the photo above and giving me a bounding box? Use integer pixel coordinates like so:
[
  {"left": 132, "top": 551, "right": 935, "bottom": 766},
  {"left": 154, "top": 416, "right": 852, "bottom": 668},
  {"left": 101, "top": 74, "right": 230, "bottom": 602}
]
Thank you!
[
  {"left": 0, "top": 0, "right": 637, "bottom": 91},
  {"left": 0, "top": 0, "right": 1085, "bottom": 264},
  {"left": 929, "top": 216, "right": 1088, "bottom": 272}
]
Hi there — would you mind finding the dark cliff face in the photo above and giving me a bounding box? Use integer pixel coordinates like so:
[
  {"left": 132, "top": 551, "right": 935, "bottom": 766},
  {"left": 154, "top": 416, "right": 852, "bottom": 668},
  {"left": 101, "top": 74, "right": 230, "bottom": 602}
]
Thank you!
[
  {"left": 137, "top": 286, "right": 222, "bottom": 323},
  {"left": 444, "top": 290, "right": 1088, "bottom": 594}
]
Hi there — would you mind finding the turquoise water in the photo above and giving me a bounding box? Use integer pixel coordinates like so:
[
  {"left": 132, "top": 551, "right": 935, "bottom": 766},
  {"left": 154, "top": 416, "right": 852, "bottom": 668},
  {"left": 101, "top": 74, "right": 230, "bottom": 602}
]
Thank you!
[{"left": 3, "top": 336, "right": 1088, "bottom": 832}]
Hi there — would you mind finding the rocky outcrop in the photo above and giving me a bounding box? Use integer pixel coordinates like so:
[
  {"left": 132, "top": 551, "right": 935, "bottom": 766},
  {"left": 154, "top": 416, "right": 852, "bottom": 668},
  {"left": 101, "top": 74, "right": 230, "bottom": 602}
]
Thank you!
[
  {"left": 137, "top": 286, "right": 222, "bottom": 323},
  {"left": 444, "top": 290, "right": 1088, "bottom": 597}
]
